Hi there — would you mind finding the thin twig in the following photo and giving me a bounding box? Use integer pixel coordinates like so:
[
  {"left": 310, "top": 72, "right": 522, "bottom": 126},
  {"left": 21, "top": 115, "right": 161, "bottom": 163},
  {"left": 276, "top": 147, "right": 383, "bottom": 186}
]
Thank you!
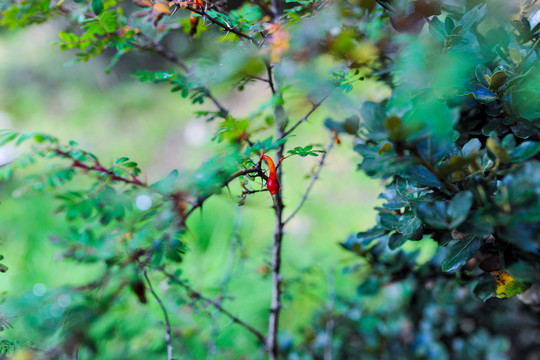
[
  {"left": 181, "top": 167, "right": 262, "bottom": 224},
  {"left": 161, "top": 269, "right": 267, "bottom": 344},
  {"left": 143, "top": 269, "right": 175, "bottom": 360},
  {"left": 281, "top": 95, "right": 329, "bottom": 139},
  {"left": 283, "top": 135, "right": 335, "bottom": 225},
  {"left": 53, "top": 148, "right": 147, "bottom": 187},
  {"left": 136, "top": 39, "right": 230, "bottom": 117},
  {"left": 184, "top": 5, "right": 257, "bottom": 44},
  {"left": 266, "top": 62, "right": 277, "bottom": 94}
]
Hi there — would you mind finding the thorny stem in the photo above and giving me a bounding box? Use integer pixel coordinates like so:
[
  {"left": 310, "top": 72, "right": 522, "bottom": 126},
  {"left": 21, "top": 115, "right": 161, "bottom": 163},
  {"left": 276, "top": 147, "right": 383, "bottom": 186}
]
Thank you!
[
  {"left": 53, "top": 148, "right": 147, "bottom": 187},
  {"left": 143, "top": 269, "right": 175, "bottom": 360},
  {"left": 184, "top": 5, "right": 257, "bottom": 44},
  {"left": 181, "top": 167, "right": 263, "bottom": 225},
  {"left": 281, "top": 95, "right": 330, "bottom": 139},
  {"left": 161, "top": 268, "right": 267, "bottom": 344},
  {"left": 283, "top": 134, "right": 335, "bottom": 225},
  {"left": 267, "top": 61, "right": 286, "bottom": 360}
]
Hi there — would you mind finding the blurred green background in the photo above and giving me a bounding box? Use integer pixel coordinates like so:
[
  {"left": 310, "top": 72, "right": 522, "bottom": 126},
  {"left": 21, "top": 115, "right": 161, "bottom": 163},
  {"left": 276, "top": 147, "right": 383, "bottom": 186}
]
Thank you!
[{"left": 0, "top": 21, "right": 438, "bottom": 359}]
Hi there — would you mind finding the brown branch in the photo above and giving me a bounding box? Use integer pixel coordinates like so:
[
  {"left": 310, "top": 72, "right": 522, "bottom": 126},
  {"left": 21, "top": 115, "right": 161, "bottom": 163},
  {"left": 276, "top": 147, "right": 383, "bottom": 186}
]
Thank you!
[
  {"left": 283, "top": 135, "right": 335, "bottom": 225},
  {"left": 143, "top": 269, "right": 175, "bottom": 360},
  {"left": 181, "top": 167, "right": 262, "bottom": 225},
  {"left": 183, "top": 5, "right": 257, "bottom": 44},
  {"left": 281, "top": 95, "right": 329, "bottom": 139},
  {"left": 134, "top": 39, "right": 230, "bottom": 117},
  {"left": 53, "top": 149, "right": 147, "bottom": 187},
  {"left": 161, "top": 268, "right": 267, "bottom": 344},
  {"left": 266, "top": 61, "right": 287, "bottom": 360}
]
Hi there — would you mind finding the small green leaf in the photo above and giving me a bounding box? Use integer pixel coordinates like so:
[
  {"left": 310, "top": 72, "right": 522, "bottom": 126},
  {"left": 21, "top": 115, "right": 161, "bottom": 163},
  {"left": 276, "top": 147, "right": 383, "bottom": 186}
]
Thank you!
[
  {"left": 417, "top": 201, "right": 448, "bottom": 229},
  {"left": 396, "top": 212, "right": 421, "bottom": 237},
  {"left": 488, "top": 71, "right": 509, "bottom": 91},
  {"left": 509, "top": 48, "right": 522, "bottom": 65},
  {"left": 447, "top": 191, "right": 474, "bottom": 228},
  {"left": 444, "top": 16, "right": 455, "bottom": 34},
  {"left": 0, "top": 131, "right": 17, "bottom": 146},
  {"left": 442, "top": 235, "right": 482, "bottom": 272},
  {"left": 511, "top": 141, "right": 540, "bottom": 162},
  {"left": 388, "top": 232, "right": 407, "bottom": 250},
  {"left": 473, "top": 274, "right": 496, "bottom": 301},
  {"left": 91, "top": 0, "right": 104, "bottom": 15}
]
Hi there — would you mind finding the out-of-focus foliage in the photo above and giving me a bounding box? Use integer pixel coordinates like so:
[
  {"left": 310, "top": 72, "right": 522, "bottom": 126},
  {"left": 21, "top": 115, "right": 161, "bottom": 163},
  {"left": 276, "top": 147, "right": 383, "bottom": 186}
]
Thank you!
[
  {"left": 341, "top": 0, "right": 540, "bottom": 301},
  {"left": 1, "top": 0, "right": 540, "bottom": 359}
]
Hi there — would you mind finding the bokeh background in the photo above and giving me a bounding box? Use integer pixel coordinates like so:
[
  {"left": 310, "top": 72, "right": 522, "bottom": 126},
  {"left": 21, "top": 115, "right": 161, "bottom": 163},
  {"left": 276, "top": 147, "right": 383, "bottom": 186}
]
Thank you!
[{"left": 0, "top": 19, "right": 441, "bottom": 359}]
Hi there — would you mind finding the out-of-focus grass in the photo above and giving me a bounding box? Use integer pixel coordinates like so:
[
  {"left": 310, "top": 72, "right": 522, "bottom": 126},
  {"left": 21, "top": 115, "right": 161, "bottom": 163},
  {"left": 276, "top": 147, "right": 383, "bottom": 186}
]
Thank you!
[{"left": 0, "top": 22, "right": 439, "bottom": 359}]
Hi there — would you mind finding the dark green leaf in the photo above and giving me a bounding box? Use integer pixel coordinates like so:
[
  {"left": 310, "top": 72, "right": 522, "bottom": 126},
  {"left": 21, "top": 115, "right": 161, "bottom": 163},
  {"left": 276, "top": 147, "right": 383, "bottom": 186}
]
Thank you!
[
  {"left": 447, "top": 191, "right": 474, "bottom": 228},
  {"left": 388, "top": 232, "right": 407, "bottom": 250},
  {"left": 442, "top": 235, "right": 482, "bottom": 272},
  {"left": 511, "top": 141, "right": 540, "bottom": 162},
  {"left": 417, "top": 201, "right": 448, "bottom": 229},
  {"left": 91, "top": 0, "right": 104, "bottom": 15}
]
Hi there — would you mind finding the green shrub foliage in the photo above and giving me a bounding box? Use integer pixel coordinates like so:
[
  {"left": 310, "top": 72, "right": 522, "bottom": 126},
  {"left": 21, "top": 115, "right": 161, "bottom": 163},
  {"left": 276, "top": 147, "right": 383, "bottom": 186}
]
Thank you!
[{"left": 1, "top": 0, "right": 540, "bottom": 358}]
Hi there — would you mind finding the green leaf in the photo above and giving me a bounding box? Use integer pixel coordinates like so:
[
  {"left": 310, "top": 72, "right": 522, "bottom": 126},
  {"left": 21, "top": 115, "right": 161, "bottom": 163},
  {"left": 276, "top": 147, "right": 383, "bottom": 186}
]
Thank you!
[
  {"left": 388, "top": 232, "right": 407, "bottom": 250},
  {"left": 417, "top": 201, "right": 448, "bottom": 229},
  {"left": 91, "top": 0, "right": 104, "bottom": 15},
  {"left": 506, "top": 261, "right": 540, "bottom": 283},
  {"left": 444, "top": 16, "right": 455, "bottom": 34},
  {"left": 447, "top": 191, "right": 474, "bottom": 228},
  {"left": 0, "top": 131, "right": 18, "bottom": 146},
  {"left": 509, "top": 48, "right": 522, "bottom": 65},
  {"left": 442, "top": 235, "right": 482, "bottom": 272},
  {"left": 475, "top": 64, "right": 492, "bottom": 87},
  {"left": 473, "top": 274, "right": 496, "bottom": 301},
  {"left": 396, "top": 212, "right": 421, "bottom": 237},
  {"left": 511, "top": 141, "right": 540, "bottom": 162}
]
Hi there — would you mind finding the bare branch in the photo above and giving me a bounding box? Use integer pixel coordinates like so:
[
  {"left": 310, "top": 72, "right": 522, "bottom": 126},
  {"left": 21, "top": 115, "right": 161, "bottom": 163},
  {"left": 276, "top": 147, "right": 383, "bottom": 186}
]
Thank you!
[
  {"left": 266, "top": 62, "right": 288, "bottom": 360},
  {"left": 281, "top": 95, "right": 329, "bottom": 139},
  {"left": 143, "top": 269, "right": 175, "bottom": 360},
  {"left": 135, "top": 39, "right": 230, "bottom": 117},
  {"left": 161, "top": 268, "right": 267, "bottom": 344},
  {"left": 283, "top": 134, "right": 336, "bottom": 225},
  {"left": 181, "top": 166, "right": 262, "bottom": 225}
]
